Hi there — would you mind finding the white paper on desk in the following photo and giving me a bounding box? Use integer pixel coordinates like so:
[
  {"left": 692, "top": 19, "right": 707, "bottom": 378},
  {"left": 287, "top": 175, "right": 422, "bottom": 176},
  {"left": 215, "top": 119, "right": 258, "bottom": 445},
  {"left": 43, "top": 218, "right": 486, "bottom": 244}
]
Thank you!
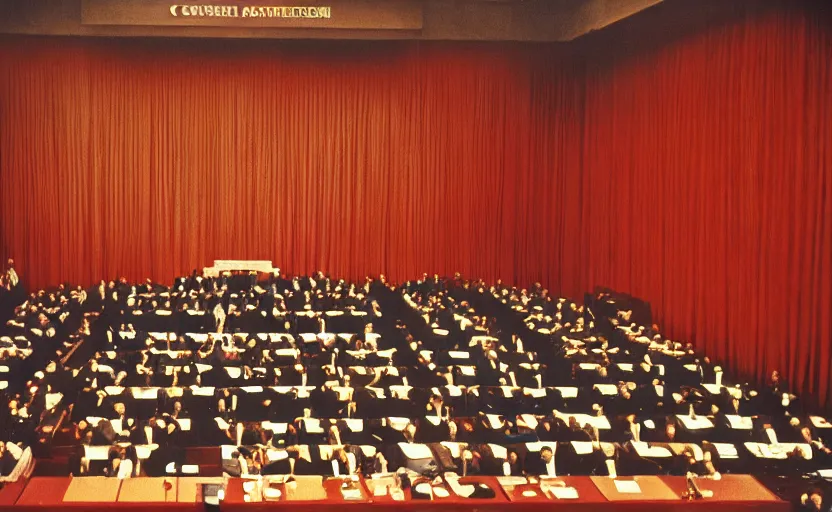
[
  {"left": 571, "top": 441, "right": 594, "bottom": 455},
  {"left": 631, "top": 441, "right": 672, "bottom": 458},
  {"left": 712, "top": 442, "right": 738, "bottom": 458},
  {"left": 445, "top": 385, "right": 462, "bottom": 397},
  {"left": 191, "top": 386, "right": 215, "bottom": 396},
  {"left": 485, "top": 414, "right": 503, "bottom": 429},
  {"left": 554, "top": 387, "right": 578, "bottom": 398},
  {"left": 498, "top": 476, "right": 528, "bottom": 487},
  {"left": 520, "top": 414, "right": 539, "bottom": 430},
  {"left": 373, "top": 484, "right": 388, "bottom": 497},
  {"left": 614, "top": 480, "right": 642, "bottom": 494},
  {"left": 812, "top": 416, "right": 832, "bottom": 429},
  {"left": 594, "top": 384, "right": 617, "bottom": 395},
  {"left": 725, "top": 415, "right": 753, "bottom": 430},
  {"left": 676, "top": 415, "right": 713, "bottom": 430},
  {"left": 342, "top": 488, "right": 363, "bottom": 500},
  {"left": 550, "top": 487, "right": 579, "bottom": 500},
  {"left": 584, "top": 415, "right": 611, "bottom": 429}
]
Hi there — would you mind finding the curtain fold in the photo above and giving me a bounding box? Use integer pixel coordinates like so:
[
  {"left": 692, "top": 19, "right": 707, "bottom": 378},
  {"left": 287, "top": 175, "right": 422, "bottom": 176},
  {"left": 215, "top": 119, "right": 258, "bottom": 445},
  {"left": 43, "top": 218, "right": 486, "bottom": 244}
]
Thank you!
[{"left": 1, "top": 5, "right": 831, "bottom": 407}]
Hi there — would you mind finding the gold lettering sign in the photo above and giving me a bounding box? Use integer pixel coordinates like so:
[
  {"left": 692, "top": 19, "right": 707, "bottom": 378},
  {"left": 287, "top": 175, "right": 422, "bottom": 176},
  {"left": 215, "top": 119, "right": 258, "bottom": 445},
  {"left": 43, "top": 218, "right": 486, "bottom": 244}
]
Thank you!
[
  {"left": 81, "top": 0, "right": 422, "bottom": 30},
  {"left": 169, "top": 4, "right": 331, "bottom": 19}
]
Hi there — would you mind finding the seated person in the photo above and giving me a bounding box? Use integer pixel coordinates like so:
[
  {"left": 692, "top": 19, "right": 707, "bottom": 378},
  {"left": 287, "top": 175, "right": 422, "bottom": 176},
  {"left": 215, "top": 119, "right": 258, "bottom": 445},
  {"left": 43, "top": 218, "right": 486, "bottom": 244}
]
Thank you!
[
  {"left": 506, "top": 449, "right": 523, "bottom": 476},
  {"left": 0, "top": 441, "right": 22, "bottom": 477},
  {"left": 523, "top": 446, "right": 556, "bottom": 476},
  {"left": 330, "top": 446, "right": 359, "bottom": 477}
]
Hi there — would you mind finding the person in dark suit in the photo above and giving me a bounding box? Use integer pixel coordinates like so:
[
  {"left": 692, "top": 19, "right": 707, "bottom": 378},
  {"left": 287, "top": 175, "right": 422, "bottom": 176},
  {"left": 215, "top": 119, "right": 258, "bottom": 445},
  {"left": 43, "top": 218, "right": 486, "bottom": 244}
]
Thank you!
[{"left": 523, "top": 446, "right": 556, "bottom": 476}]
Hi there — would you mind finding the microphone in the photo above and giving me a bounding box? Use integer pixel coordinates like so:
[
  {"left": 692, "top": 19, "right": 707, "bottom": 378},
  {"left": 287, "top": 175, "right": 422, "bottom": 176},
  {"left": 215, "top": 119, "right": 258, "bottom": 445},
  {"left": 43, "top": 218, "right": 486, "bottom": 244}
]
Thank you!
[{"left": 684, "top": 472, "right": 714, "bottom": 500}]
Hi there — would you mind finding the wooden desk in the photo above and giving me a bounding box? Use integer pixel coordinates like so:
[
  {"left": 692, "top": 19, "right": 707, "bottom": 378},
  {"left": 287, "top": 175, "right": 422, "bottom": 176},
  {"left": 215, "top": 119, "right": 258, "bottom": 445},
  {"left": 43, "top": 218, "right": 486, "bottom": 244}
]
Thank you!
[
  {"left": 501, "top": 476, "right": 607, "bottom": 503},
  {"left": 118, "top": 477, "right": 177, "bottom": 502},
  {"left": 0, "top": 480, "right": 27, "bottom": 507},
  {"left": 15, "top": 477, "right": 74, "bottom": 506},
  {"left": 176, "top": 476, "right": 224, "bottom": 503},
  {"left": 660, "top": 474, "right": 780, "bottom": 501},
  {"left": 591, "top": 475, "right": 679, "bottom": 501},
  {"left": 64, "top": 476, "right": 121, "bottom": 502}
]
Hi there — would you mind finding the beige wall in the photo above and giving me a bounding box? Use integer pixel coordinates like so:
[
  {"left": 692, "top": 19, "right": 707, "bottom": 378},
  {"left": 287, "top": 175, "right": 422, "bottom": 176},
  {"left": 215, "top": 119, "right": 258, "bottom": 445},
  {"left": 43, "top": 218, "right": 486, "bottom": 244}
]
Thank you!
[{"left": 0, "top": 0, "right": 662, "bottom": 41}]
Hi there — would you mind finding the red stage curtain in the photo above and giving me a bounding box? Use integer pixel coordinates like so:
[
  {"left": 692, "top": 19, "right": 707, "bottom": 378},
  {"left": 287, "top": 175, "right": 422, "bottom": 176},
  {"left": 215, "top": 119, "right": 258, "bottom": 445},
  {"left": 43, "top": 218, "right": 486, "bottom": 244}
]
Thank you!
[
  {"left": 1, "top": 3, "right": 831, "bottom": 406},
  {"left": 571, "top": 6, "right": 832, "bottom": 406},
  {"left": 0, "top": 39, "right": 579, "bottom": 292}
]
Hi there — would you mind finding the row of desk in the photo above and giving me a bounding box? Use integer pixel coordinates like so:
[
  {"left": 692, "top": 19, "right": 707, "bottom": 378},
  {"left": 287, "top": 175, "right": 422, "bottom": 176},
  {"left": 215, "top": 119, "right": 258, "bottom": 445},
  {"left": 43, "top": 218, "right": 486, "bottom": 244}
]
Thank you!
[{"left": 0, "top": 474, "right": 788, "bottom": 511}]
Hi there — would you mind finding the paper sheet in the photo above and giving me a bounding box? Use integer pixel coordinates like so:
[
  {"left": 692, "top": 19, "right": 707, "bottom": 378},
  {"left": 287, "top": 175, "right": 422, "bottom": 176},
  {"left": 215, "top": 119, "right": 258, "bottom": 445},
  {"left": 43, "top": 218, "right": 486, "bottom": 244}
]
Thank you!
[
  {"left": 614, "top": 480, "right": 642, "bottom": 494},
  {"left": 550, "top": 486, "right": 579, "bottom": 499}
]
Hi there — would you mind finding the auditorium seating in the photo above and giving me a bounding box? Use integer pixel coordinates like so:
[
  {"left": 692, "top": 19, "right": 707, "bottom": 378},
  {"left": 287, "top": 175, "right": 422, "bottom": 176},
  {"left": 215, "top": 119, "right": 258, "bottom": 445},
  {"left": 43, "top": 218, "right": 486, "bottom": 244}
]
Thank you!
[{"left": 1, "top": 270, "right": 831, "bottom": 493}]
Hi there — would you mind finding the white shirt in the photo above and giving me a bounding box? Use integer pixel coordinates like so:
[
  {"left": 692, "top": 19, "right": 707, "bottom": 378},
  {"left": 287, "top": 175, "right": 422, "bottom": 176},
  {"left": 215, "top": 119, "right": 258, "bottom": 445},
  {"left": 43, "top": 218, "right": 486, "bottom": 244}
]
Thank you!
[
  {"left": 117, "top": 458, "right": 133, "bottom": 479},
  {"left": 545, "top": 458, "right": 556, "bottom": 476},
  {"left": 7, "top": 269, "right": 18, "bottom": 287},
  {"left": 631, "top": 423, "right": 641, "bottom": 442}
]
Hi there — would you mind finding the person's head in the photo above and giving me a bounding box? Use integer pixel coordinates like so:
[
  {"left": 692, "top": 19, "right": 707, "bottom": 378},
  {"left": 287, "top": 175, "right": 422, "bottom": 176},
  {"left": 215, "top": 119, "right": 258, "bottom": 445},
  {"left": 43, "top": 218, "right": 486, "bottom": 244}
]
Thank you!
[
  {"left": 7, "top": 259, "right": 13, "bottom": 268},
  {"left": 328, "top": 425, "right": 340, "bottom": 443},
  {"left": 771, "top": 370, "right": 781, "bottom": 384},
  {"left": 403, "top": 423, "right": 417, "bottom": 442},
  {"left": 334, "top": 448, "right": 348, "bottom": 463},
  {"left": 364, "top": 323, "right": 374, "bottom": 334},
  {"left": 113, "top": 403, "right": 125, "bottom": 416},
  {"left": 802, "top": 426, "right": 814, "bottom": 443},
  {"left": 89, "top": 360, "right": 98, "bottom": 372},
  {"left": 540, "top": 447, "right": 553, "bottom": 463},
  {"left": 431, "top": 394, "right": 443, "bottom": 406},
  {"left": 508, "top": 450, "right": 518, "bottom": 465},
  {"left": 217, "top": 399, "right": 226, "bottom": 412},
  {"left": 665, "top": 422, "right": 676, "bottom": 440},
  {"left": 45, "top": 360, "right": 57, "bottom": 373},
  {"left": 810, "top": 491, "right": 823, "bottom": 509},
  {"left": 173, "top": 401, "right": 182, "bottom": 415}
]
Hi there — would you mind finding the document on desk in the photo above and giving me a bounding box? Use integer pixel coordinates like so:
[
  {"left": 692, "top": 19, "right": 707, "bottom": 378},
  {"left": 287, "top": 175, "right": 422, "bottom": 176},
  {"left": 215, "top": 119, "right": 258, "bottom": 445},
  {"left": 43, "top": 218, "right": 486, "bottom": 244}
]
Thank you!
[
  {"left": 497, "top": 476, "right": 528, "bottom": 487},
  {"left": 341, "top": 487, "right": 363, "bottom": 500},
  {"left": 614, "top": 480, "right": 642, "bottom": 494},
  {"left": 550, "top": 486, "right": 579, "bottom": 499}
]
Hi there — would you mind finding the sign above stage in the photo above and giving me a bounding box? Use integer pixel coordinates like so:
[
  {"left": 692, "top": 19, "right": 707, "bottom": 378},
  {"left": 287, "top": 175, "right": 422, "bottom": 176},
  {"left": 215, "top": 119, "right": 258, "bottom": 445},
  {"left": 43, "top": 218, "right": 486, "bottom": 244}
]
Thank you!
[
  {"left": 81, "top": 0, "right": 424, "bottom": 30},
  {"left": 168, "top": 5, "right": 332, "bottom": 20}
]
